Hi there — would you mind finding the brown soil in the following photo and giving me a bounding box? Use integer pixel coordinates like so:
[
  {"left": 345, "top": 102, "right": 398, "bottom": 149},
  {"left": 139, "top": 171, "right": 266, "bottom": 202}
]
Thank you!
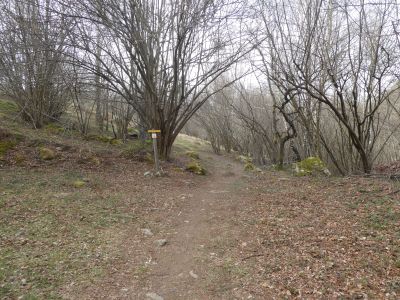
[{"left": 62, "top": 152, "right": 400, "bottom": 299}]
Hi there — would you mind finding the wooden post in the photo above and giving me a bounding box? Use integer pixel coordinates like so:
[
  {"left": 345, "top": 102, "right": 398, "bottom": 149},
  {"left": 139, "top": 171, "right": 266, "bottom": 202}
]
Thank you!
[{"left": 148, "top": 130, "right": 161, "bottom": 172}]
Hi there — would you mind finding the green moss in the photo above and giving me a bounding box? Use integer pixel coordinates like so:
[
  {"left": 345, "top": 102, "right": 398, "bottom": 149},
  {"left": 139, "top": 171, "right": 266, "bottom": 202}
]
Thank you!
[
  {"left": 294, "top": 157, "right": 330, "bottom": 176},
  {"left": 39, "top": 147, "right": 56, "bottom": 160},
  {"left": 0, "top": 141, "right": 16, "bottom": 158},
  {"left": 72, "top": 180, "right": 86, "bottom": 188},
  {"left": 186, "top": 161, "right": 206, "bottom": 175},
  {"left": 186, "top": 151, "right": 200, "bottom": 160}
]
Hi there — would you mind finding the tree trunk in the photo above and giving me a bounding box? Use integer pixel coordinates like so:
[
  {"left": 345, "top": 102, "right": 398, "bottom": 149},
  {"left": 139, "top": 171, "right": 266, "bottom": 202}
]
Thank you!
[{"left": 158, "top": 132, "right": 175, "bottom": 160}]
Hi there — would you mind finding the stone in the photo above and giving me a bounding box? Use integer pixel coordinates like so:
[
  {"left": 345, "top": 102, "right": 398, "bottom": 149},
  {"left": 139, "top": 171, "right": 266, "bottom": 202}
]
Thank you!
[
  {"left": 39, "top": 147, "right": 56, "bottom": 160},
  {"left": 144, "top": 171, "right": 153, "bottom": 177},
  {"left": 141, "top": 228, "right": 153, "bottom": 236},
  {"left": 189, "top": 270, "right": 198, "bottom": 279},
  {"left": 146, "top": 292, "right": 164, "bottom": 300},
  {"left": 154, "top": 239, "right": 167, "bottom": 247},
  {"left": 293, "top": 157, "right": 331, "bottom": 176}
]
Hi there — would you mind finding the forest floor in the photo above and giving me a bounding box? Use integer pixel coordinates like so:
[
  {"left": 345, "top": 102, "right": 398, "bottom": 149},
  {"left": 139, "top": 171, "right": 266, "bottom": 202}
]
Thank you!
[{"left": 1, "top": 99, "right": 400, "bottom": 299}]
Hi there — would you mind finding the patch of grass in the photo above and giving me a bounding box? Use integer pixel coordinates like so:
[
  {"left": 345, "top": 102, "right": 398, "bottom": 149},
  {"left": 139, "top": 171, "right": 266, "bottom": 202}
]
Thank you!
[
  {"left": 185, "top": 151, "right": 200, "bottom": 160},
  {"left": 0, "top": 140, "right": 17, "bottom": 158},
  {"left": 0, "top": 169, "right": 137, "bottom": 299},
  {"left": 364, "top": 207, "right": 400, "bottom": 230},
  {"left": 173, "top": 134, "right": 210, "bottom": 155},
  {"left": 44, "top": 123, "right": 64, "bottom": 134},
  {"left": 221, "top": 258, "right": 248, "bottom": 278},
  {"left": 134, "top": 265, "right": 149, "bottom": 279},
  {"left": 395, "top": 259, "right": 400, "bottom": 268},
  {"left": 0, "top": 99, "right": 18, "bottom": 114},
  {"left": 84, "top": 134, "right": 122, "bottom": 146},
  {"left": 121, "top": 140, "right": 153, "bottom": 162}
]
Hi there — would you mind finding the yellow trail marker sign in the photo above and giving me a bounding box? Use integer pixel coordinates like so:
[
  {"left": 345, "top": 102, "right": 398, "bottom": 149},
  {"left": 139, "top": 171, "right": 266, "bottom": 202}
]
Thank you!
[{"left": 147, "top": 129, "right": 161, "bottom": 172}]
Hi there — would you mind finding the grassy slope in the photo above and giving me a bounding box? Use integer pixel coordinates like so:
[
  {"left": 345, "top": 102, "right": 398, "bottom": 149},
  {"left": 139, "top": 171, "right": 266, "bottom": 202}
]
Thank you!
[
  {"left": 1, "top": 98, "right": 399, "bottom": 298},
  {"left": 0, "top": 99, "right": 206, "bottom": 299}
]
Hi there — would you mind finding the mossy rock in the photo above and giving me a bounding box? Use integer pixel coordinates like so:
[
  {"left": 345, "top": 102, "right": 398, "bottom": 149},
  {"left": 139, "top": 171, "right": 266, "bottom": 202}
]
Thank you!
[
  {"left": 186, "top": 151, "right": 200, "bottom": 160},
  {"left": 73, "top": 180, "right": 86, "bottom": 188},
  {"left": 39, "top": 147, "right": 56, "bottom": 160},
  {"left": 244, "top": 162, "right": 255, "bottom": 171},
  {"left": 186, "top": 161, "right": 206, "bottom": 175},
  {"left": 294, "top": 157, "right": 331, "bottom": 176}
]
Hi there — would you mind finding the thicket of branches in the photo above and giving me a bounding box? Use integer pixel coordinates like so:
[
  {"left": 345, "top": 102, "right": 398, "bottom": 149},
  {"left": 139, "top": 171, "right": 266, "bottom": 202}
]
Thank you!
[
  {"left": 1, "top": 0, "right": 400, "bottom": 172},
  {"left": 194, "top": 0, "right": 400, "bottom": 174},
  {"left": 0, "top": 0, "right": 250, "bottom": 159}
]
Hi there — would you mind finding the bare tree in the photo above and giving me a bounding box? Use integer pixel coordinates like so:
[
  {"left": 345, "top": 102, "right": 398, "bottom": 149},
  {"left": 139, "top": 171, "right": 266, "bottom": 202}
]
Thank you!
[
  {"left": 0, "top": 0, "right": 72, "bottom": 128},
  {"left": 60, "top": 0, "right": 251, "bottom": 159},
  {"left": 255, "top": 0, "right": 400, "bottom": 173}
]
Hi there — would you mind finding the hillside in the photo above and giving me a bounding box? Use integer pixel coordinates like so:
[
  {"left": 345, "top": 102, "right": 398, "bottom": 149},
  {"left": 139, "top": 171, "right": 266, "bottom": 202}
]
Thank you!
[{"left": 0, "top": 98, "right": 400, "bottom": 299}]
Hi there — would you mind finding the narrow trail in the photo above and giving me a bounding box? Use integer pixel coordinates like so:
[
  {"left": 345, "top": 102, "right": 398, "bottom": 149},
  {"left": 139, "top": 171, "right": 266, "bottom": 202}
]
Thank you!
[
  {"left": 140, "top": 153, "right": 247, "bottom": 299},
  {"left": 63, "top": 149, "right": 400, "bottom": 299}
]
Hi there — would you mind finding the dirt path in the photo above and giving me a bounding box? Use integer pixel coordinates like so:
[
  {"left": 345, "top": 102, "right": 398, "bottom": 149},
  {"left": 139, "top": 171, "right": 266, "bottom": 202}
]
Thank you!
[
  {"left": 139, "top": 153, "right": 247, "bottom": 299},
  {"left": 64, "top": 151, "right": 399, "bottom": 299}
]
